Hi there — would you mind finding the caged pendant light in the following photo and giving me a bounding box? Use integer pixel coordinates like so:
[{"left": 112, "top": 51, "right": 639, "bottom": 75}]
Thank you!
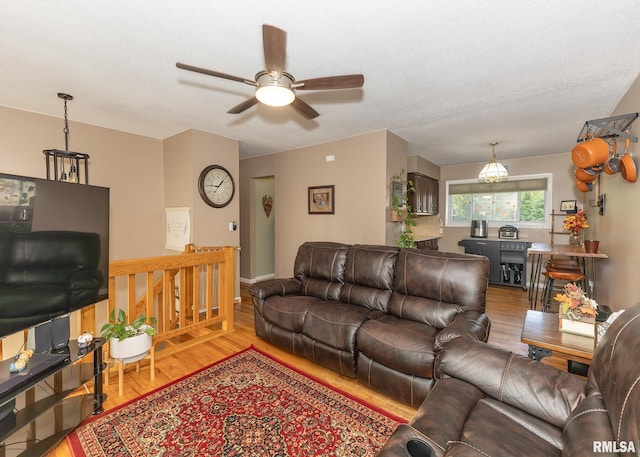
[
  {"left": 479, "top": 142, "right": 508, "bottom": 183},
  {"left": 43, "top": 93, "right": 90, "bottom": 184}
]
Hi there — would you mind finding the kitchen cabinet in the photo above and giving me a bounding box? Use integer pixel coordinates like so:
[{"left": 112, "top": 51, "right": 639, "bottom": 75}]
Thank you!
[
  {"left": 407, "top": 172, "right": 439, "bottom": 215},
  {"left": 458, "top": 239, "right": 530, "bottom": 290}
]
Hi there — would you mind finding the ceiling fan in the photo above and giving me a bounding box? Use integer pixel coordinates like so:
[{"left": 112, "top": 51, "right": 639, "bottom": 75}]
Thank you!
[{"left": 176, "top": 24, "right": 364, "bottom": 120}]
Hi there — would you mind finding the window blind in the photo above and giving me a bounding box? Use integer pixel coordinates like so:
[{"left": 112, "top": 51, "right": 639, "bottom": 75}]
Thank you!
[{"left": 449, "top": 177, "right": 548, "bottom": 195}]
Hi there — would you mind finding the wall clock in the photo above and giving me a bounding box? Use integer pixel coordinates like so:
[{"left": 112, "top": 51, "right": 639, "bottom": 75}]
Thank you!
[{"left": 198, "top": 165, "right": 235, "bottom": 208}]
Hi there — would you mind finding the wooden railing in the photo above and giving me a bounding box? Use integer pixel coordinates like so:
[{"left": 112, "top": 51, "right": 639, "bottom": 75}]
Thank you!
[
  {"left": 0, "top": 245, "right": 237, "bottom": 361},
  {"left": 93, "top": 244, "right": 237, "bottom": 359}
]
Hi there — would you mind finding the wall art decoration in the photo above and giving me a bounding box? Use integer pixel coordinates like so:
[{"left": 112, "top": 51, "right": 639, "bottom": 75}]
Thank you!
[
  {"left": 308, "top": 185, "right": 335, "bottom": 214},
  {"left": 262, "top": 194, "right": 273, "bottom": 217}
]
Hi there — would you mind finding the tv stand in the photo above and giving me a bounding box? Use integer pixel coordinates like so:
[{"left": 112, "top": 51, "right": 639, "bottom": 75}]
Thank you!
[{"left": 0, "top": 338, "right": 106, "bottom": 457}]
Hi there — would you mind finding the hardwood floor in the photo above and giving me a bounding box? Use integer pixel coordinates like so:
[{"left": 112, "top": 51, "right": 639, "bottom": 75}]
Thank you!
[{"left": 51, "top": 283, "right": 566, "bottom": 456}]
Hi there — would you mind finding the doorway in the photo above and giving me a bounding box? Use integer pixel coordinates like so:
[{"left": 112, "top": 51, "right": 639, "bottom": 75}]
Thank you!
[{"left": 253, "top": 176, "right": 275, "bottom": 280}]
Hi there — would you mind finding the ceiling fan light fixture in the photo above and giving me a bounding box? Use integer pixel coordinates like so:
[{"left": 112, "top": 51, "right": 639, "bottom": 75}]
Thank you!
[
  {"left": 479, "top": 142, "right": 508, "bottom": 183},
  {"left": 255, "top": 71, "right": 295, "bottom": 107}
]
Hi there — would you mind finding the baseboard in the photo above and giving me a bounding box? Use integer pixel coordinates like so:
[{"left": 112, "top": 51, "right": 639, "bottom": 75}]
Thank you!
[{"left": 240, "top": 273, "right": 275, "bottom": 285}]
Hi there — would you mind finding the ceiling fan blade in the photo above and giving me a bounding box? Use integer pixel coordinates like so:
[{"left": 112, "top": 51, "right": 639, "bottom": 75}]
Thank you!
[
  {"left": 227, "top": 96, "right": 259, "bottom": 114},
  {"left": 296, "top": 74, "right": 365, "bottom": 90},
  {"left": 291, "top": 97, "right": 319, "bottom": 120},
  {"left": 263, "top": 25, "right": 286, "bottom": 73},
  {"left": 176, "top": 62, "right": 255, "bottom": 85}
]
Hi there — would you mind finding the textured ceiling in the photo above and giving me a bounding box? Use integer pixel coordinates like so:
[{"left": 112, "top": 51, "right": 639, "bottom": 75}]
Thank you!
[{"left": 2, "top": 1, "right": 640, "bottom": 165}]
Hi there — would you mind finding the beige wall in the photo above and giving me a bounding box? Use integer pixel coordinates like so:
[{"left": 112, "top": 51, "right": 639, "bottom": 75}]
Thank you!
[
  {"left": 240, "top": 130, "right": 404, "bottom": 279},
  {"left": 162, "top": 129, "right": 239, "bottom": 248},
  {"left": 588, "top": 73, "right": 640, "bottom": 311},
  {"left": 0, "top": 106, "right": 165, "bottom": 260}
]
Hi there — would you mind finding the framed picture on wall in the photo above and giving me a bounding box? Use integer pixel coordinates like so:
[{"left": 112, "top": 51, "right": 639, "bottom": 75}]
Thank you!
[
  {"left": 391, "top": 178, "right": 404, "bottom": 208},
  {"left": 560, "top": 199, "right": 577, "bottom": 213},
  {"left": 308, "top": 185, "right": 335, "bottom": 214}
]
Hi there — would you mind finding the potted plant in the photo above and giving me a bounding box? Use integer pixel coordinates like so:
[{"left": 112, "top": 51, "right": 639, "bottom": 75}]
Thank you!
[
  {"left": 101, "top": 309, "right": 157, "bottom": 363},
  {"left": 391, "top": 170, "right": 417, "bottom": 248}
]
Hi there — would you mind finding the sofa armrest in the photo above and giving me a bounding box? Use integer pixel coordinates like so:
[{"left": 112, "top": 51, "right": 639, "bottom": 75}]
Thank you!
[
  {"left": 249, "top": 278, "right": 302, "bottom": 300},
  {"left": 435, "top": 337, "right": 586, "bottom": 428},
  {"left": 434, "top": 311, "right": 490, "bottom": 351}
]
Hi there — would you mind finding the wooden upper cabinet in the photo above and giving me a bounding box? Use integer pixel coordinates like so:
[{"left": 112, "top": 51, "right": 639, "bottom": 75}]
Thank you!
[{"left": 408, "top": 172, "right": 439, "bottom": 215}]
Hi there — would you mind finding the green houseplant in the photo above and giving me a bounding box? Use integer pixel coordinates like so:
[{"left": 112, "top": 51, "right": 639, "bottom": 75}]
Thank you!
[
  {"left": 391, "top": 170, "right": 417, "bottom": 249},
  {"left": 101, "top": 309, "right": 157, "bottom": 362}
]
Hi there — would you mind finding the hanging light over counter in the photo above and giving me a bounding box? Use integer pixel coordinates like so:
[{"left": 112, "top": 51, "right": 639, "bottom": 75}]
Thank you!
[{"left": 479, "top": 141, "right": 508, "bottom": 183}]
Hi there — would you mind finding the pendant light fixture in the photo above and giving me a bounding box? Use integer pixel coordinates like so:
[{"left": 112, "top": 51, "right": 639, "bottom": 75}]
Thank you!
[
  {"left": 43, "top": 93, "right": 90, "bottom": 184},
  {"left": 479, "top": 142, "right": 508, "bottom": 183}
]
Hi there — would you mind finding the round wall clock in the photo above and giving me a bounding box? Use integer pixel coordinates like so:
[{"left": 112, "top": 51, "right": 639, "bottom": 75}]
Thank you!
[{"left": 198, "top": 165, "right": 235, "bottom": 208}]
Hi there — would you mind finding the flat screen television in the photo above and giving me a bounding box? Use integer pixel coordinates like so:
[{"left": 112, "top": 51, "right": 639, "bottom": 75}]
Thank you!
[{"left": 0, "top": 172, "right": 109, "bottom": 339}]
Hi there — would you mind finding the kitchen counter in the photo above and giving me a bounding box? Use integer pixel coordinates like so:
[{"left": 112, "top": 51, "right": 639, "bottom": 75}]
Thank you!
[
  {"left": 461, "top": 236, "right": 529, "bottom": 241},
  {"left": 413, "top": 234, "right": 441, "bottom": 241}
]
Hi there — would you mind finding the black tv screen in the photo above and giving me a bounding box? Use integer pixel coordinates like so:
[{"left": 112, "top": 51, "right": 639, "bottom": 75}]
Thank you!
[{"left": 0, "top": 173, "right": 109, "bottom": 338}]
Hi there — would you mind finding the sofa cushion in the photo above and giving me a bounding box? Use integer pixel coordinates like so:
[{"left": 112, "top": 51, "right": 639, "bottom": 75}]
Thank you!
[
  {"left": 563, "top": 395, "right": 617, "bottom": 457},
  {"left": 339, "top": 244, "right": 399, "bottom": 312},
  {"left": 356, "top": 315, "right": 437, "bottom": 378},
  {"left": 446, "top": 398, "right": 562, "bottom": 456},
  {"left": 261, "top": 295, "right": 324, "bottom": 333},
  {"left": 390, "top": 249, "right": 490, "bottom": 328},
  {"left": 302, "top": 302, "right": 370, "bottom": 351},
  {"left": 294, "top": 242, "right": 349, "bottom": 300},
  {"left": 406, "top": 377, "right": 562, "bottom": 457}
]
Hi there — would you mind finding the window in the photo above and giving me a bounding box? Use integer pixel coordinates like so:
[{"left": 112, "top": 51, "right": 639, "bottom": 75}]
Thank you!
[{"left": 446, "top": 174, "right": 551, "bottom": 228}]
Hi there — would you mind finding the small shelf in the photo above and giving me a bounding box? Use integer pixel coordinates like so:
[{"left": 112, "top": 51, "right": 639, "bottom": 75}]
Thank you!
[{"left": 0, "top": 339, "right": 105, "bottom": 456}]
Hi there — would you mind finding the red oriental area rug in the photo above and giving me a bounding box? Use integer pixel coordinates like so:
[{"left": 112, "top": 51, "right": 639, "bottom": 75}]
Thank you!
[{"left": 68, "top": 346, "right": 405, "bottom": 456}]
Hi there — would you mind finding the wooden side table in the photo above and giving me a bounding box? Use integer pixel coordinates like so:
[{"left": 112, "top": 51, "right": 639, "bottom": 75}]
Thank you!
[{"left": 520, "top": 310, "right": 596, "bottom": 374}]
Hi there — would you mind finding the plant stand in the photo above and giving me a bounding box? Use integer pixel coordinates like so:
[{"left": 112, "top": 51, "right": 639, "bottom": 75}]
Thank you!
[{"left": 104, "top": 347, "right": 155, "bottom": 396}]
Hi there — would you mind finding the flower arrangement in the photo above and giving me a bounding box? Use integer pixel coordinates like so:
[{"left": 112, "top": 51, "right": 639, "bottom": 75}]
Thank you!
[
  {"left": 554, "top": 283, "right": 598, "bottom": 321},
  {"left": 563, "top": 210, "right": 589, "bottom": 233}
]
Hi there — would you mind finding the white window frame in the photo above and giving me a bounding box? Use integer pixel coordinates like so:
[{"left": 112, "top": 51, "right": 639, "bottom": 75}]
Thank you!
[{"left": 445, "top": 173, "right": 553, "bottom": 229}]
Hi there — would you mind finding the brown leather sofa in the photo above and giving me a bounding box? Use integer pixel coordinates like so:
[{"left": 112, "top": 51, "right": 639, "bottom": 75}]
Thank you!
[
  {"left": 250, "top": 242, "right": 491, "bottom": 407},
  {"left": 377, "top": 302, "right": 640, "bottom": 457}
]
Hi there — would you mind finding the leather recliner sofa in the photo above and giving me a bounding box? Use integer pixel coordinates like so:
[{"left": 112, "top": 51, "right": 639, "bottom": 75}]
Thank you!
[
  {"left": 377, "top": 302, "right": 640, "bottom": 457},
  {"left": 250, "top": 241, "right": 491, "bottom": 407},
  {"left": 0, "top": 231, "right": 104, "bottom": 338}
]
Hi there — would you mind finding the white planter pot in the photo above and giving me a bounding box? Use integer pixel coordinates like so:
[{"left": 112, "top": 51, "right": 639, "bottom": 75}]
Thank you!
[{"left": 110, "top": 326, "right": 152, "bottom": 364}]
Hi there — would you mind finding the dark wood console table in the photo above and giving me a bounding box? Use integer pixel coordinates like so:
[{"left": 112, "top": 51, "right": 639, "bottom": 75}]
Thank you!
[{"left": 0, "top": 338, "right": 106, "bottom": 456}]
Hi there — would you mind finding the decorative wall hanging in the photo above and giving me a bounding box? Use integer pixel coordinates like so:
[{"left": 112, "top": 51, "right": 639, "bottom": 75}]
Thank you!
[
  {"left": 262, "top": 194, "right": 273, "bottom": 217},
  {"left": 308, "top": 185, "right": 334, "bottom": 214},
  {"left": 165, "top": 207, "right": 191, "bottom": 251}
]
